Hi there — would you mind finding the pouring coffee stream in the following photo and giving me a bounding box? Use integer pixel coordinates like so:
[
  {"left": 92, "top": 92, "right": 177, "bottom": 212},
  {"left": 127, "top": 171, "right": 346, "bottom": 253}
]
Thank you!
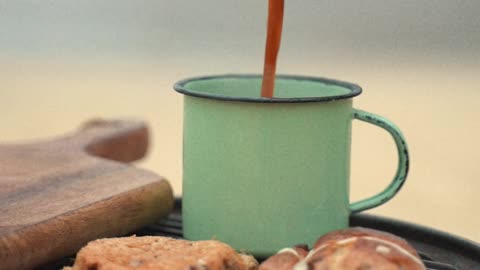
[{"left": 261, "top": 0, "right": 285, "bottom": 98}]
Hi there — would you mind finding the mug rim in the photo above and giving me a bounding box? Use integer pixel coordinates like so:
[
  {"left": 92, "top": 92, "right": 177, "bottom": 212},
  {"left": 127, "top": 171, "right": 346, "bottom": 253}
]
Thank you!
[{"left": 173, "top": 74, "right": 362, "bottom": 103}]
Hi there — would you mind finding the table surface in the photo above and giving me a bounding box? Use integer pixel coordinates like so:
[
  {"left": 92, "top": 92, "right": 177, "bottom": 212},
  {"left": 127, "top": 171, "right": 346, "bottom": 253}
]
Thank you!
[{"left": 1, "top": 55, "right": 479, "bottom": 244}]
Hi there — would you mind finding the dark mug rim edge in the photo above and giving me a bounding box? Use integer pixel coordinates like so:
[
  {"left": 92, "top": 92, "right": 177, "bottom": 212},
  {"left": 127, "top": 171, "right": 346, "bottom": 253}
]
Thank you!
[{"left": 173, "top": 74, "right": 362, "bottom": 103}]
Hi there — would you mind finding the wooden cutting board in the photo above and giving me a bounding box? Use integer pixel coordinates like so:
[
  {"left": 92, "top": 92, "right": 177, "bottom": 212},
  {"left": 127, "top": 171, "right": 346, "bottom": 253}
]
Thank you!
[{"left": 0, "top": 120, "right": 174, "bottom": 270}]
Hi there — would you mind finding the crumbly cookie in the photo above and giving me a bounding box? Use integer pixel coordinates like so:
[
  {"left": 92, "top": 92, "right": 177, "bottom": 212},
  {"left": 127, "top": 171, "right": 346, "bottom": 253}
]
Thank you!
[{"left": 64, "top": 236, "right": 257, "bottom": 270}]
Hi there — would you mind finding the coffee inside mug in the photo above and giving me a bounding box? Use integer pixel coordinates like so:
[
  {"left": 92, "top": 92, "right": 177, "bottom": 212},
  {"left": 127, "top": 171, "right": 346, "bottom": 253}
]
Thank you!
[{"left": 175, "top": 75, "right": 361, "bottom": 102}]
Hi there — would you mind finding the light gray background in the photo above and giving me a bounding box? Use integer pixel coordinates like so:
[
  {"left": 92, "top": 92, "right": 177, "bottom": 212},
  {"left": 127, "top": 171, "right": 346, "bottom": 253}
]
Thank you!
[
  {"left": 1, "top": 1, "right": 479, "bottom": 242},
  {"left": 1, "top": 1, "right": 479, "bottom": 61}
]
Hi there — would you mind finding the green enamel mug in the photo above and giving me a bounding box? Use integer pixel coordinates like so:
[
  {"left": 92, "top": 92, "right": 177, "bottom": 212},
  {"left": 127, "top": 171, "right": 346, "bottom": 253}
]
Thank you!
[{"left": 174, "top": 74, "right": 409, "bottom": 257}]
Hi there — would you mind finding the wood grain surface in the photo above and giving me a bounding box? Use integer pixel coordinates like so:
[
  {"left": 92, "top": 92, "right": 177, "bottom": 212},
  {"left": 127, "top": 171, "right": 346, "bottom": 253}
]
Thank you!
[{"left": 0, "top": 119, "right": 174, "bottom": 270}]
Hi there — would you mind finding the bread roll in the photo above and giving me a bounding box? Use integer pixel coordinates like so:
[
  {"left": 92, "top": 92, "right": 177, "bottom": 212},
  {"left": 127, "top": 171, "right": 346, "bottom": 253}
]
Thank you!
[{"left": 259, "top": 227, "right": 425, "bottom": 270}]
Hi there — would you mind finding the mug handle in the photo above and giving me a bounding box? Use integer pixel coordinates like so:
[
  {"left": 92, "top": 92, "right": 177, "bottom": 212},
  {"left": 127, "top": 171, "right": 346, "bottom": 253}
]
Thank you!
[{"left": 349, "top": 109, "right": 410, "bottom": 213}]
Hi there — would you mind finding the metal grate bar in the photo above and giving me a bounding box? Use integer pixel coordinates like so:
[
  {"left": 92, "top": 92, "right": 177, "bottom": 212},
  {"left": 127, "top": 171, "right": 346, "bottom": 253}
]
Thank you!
[{"left": 423, "top": 260, "right": 457, "bottom": 270}]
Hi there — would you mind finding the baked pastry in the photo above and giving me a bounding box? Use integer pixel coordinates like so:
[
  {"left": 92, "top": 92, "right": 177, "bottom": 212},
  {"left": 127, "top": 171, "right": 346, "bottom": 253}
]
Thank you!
[
  {"left": 64, "top": 236, "right": 258, "bottom": 270},
  {"left": 259, "top": 227, "right": 425, "bottom": 270}
]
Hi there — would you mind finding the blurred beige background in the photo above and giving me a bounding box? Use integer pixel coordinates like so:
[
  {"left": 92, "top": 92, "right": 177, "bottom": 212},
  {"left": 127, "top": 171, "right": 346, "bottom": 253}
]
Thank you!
[{"left": 1, "top": 1, "right": 479, "bottom": 242}]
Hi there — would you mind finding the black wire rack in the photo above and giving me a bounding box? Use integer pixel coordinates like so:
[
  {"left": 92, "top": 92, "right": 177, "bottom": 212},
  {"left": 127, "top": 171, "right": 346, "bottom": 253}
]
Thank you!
[{"left": 41, "top": 199, "right": 480, "bottom": 270}]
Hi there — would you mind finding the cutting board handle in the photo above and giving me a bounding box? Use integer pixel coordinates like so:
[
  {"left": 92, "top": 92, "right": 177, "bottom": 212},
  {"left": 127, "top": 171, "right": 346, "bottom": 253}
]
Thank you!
[
  {"left": 62, "top": 119, "right": 149, "bottom": 162},
  {"left": 0, "top": 119, "right": 173, "bottom": 270}
]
